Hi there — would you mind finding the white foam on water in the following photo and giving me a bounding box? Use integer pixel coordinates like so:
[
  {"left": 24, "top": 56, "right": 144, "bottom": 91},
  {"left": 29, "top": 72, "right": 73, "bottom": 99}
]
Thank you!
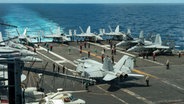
[{"left": 2, "top": 5, "right": 64, "bottom": 42}]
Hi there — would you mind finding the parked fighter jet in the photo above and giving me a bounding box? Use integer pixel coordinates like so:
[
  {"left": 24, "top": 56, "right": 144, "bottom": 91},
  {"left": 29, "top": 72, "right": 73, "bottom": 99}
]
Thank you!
[
  {"left": 73, "top": 26, "right": 103, "bottom": 42},
  {"left": 116, "top": 30, "right": 152, "bottom": 49},
  {"left": 43, "top": 27, "right": 71, "bottom": 42},
  {"left": 127, "top": 34, "right": 173, "bottom": 54},
  {"left": 75, "top": 55, "right": 143, "bottom": 81},
  {"left": 99, "top": 25, "right": 126, "bottom": 40}
]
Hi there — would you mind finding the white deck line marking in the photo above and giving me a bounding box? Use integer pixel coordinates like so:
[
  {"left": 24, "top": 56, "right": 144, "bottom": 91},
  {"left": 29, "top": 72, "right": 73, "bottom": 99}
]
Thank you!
[
  {"left": 121, "top": 89, "right": 154, "bottom": 104},
  {"left": 162, "top": 80, "right": 184, "bottom": 91},
  {"left": 138, "top": 57, "right": 164, "bottom": 65},
  {"left": 39, "top": 46, "right": 77, "bottom": 67},
  {"left": 36, "top": 48, "right": 77, "bottom": 73},
  {"left": 96, "top": 85, "right": 129, "bottom": 104}
]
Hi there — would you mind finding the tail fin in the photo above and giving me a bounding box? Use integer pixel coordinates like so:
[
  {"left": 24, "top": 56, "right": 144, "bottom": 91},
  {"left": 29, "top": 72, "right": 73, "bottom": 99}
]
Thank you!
[
  {"left": 86, "top": 26, "right": 91, "bottom": 34},
  {"left": 102, "top": 29, "right": 105, "bottom": 34},
  {"left": 139, "top": 30, "right": 144, "bottom": 39},
  {"left": 115, "top": 25, "right": 120, "bottom": 33},
  {"left": 125, "top": 28, "right": 133, "bottom": 40},
  {"left": 23, "top": 27, "right": 28, "bottom": 36},
  {"left": 0, "top": 32, "right": 3, "bottom": 42},
  {"left": 99, "top": 29, "right": 103, "bottom": 34},
  {"left": 0, "top": 32, "right": 5, "bottom": 46},
  {"left": 69, "top": 29, "right": 72, "bottom": 36},
  {"left": 108, "top": 25, "right": 113, "bottom": 32},
  {"left": 124, "top": 56, "right": 134, "bottom": 70},
  {"left": 74, "top": 30, "right": 77, "bottom": 35},
  {"left": 154, "top": 34, "right": 162, "bottom": 45},
  {"left": 99, "top": 29, "right": 105, "bottom": 35},
  {"left": 127, "top": 28, "right": 131, "bottom": 36},
  {"left": 79, "top": 26, "right": 84, "bottom": 34},
  {"left": 139, "top": 30, "right": 144, "bottom": 42},
  {"left": 102, "top": 57, "right": 113, "bottom": 71},
  {"left": 114, "top": 55, "right": 134, "bottom": 71}
]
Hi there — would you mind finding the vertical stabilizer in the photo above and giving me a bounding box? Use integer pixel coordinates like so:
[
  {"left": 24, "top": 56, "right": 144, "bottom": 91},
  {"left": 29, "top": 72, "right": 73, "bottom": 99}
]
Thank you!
[
  {"left": 154, "top": 34, "right": 162, "bottom": 45},
  {"left": 125, "top": 28, "right": 133, "bottom": 40},
  {"left": 99, "top": 29, "right": 103, "bottom": 34},
  {"left": 0, "top": 32, "right": 5, "bottom": 46},
  {"left": 86, "top": 26, "right": 91, "bottom": 34},
  {"left": 23, "top": 27, "right": 28, "bottom": 36},
  {"left": 102, "top": 57, "right": 113, "bottom": 71},
  {"left": 124, "top": 57, "right": 134, "bottom": 70},
  {"left": 115, "top": 25, "right": 120, "bottom": 33},
  {"left": 127, "top": 28, "right": 131, "bottom": 36},
  {"left": 114, "top": 55, "right": 129, "bottom": 71},
  {"left": 108, "top": 25, "right": 113, "bottom": 32},
  {"left": 0, "top": 32, "right": 3, "bottom": 42},
  {"left": 102, "top": 29, "right": 105, "bottom": 34},
  {"left": 74, "top": 30, "right": 77, "bottom": 35},
  {"left": 139, "top": 30, "right": 144, "bottom": 42},
  {"left": 99, "top": 29, "right": 105, "bottom": 34},
  {"left": 69, "top": 29, "right": 72, "bottom": 36},
  {"left": 79, "top": 26, "right": 84, "bottom": 34}
]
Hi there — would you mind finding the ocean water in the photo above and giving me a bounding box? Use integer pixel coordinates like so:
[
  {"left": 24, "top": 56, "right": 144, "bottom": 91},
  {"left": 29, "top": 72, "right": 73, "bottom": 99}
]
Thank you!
[{"left": 0, "top": 3, "right": 184, "bottom": 49}]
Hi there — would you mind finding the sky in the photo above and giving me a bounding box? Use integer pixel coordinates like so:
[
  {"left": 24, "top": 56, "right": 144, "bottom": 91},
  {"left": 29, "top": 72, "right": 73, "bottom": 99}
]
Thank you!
[{"left": 0, "top": 0, "right": 184, "bottom": 3}]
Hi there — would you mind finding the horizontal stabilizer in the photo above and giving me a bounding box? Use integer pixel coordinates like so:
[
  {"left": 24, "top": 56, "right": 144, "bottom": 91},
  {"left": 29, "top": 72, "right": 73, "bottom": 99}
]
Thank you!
[
  {"left": 103, "top": 73, "right": 117, "bottom": 81},
  {"left": 127, "top": 74, "right": 144, "bottom": 77}
]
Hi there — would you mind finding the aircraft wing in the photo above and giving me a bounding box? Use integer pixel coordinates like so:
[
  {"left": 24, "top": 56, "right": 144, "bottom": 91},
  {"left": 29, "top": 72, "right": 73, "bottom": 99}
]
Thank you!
[
  {"left": 103, "top": 73, "right": 117, "bottom": 81},
  {"left": 155, "top": 45, "right": 169, "bottom": 49},
  {"left": 145, "top": 45, "right": 169, "bottom": 49},
  {"left": 43, "top": 34, "right": 61, "bottom": 38},
  {"left": 75, "top": 34, "right": 94, "bottom": 37},
  {"left": 84, "top": 67, "right": 103, "bottom": 78},
  {"left": 127, "top": 74, "right": 144, "bottom": 77}
]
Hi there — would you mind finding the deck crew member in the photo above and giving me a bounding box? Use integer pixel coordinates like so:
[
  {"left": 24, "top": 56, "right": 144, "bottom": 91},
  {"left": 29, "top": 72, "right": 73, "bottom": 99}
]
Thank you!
[
  {"left": 68, "top": 46, "right": 71, "bottom": 55},
  {"left": 153, "top": 52, "right": 156, "bottom": 61},
  {"left": 63, "top": 66, "right": 66, "bottom": 74},
  {"left": 53, "top": 63, "right": 55, "bottom": 72},
  {"left": 145, "top": 75, "right": 150, "bottom": 87},
  {"left": 166, "top": 59, "right": 170, "bottom": 69},
  {"left": 88, "top": 51, "right": 90, "bottom": 58},
  {"left": 178, "top": 51, "right": 181, "bottom": 58},
  {"left": 111, "top": 55, "right": 114, "bottom": 64}
]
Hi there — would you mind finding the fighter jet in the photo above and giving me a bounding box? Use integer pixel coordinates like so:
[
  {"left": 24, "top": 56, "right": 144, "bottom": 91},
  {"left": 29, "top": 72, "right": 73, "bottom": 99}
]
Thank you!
[
  {"left": 99, "top": 25, "right": 126, "bottom": 40},
  {"left": 116, "top": 30, "right": 152, "bottom": 49},
  {"left": 72, "top": 26, "right": 103, "bottom": 42},
  {"left": 0, "top": 31, "right": 29, "bottom": 50},
  {"left": 76, "top": 55, "right": 143, "bottom": 81},
  {"left": 127, "top": 34, "right": 173, "bottom": 54},
  {"left": 43, "top": 26, "right": 71, "bottom": 42}
]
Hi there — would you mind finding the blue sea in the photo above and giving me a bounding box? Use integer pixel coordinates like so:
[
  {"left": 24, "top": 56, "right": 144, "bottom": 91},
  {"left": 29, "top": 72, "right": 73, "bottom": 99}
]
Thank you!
[{"left": 0, "top": 3, "right": 184, "bottom": 49}]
